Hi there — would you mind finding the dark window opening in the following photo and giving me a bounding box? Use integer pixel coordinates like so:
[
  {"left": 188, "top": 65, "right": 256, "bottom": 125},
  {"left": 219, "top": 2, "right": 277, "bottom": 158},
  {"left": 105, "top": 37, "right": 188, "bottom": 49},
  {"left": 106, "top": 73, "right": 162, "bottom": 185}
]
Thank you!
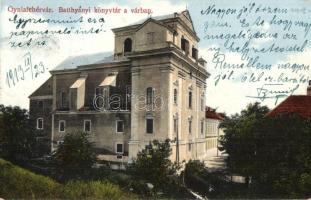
[
  {"left": 188, "top": 120, "right": 192, "bottom": 134},
  {"left": 192, "top": 47, "right": 198, "bottom": 59},
  {"left": 146, "top": 118, "right": 154, "bottom": 134},
  {"left": 124, "top": 38, "right": 132, "bottom": 53},
  {"left": 189, "top": 91, "right": 192, "bottom": 108},
  {"left": 181, "top": 37, "right": 189, "bottom": 54},
  {"left": 84, "top": 120, "right": 91, "bottom": 132},
  {"left": 37, "top": 118, "right": 43, "bottom": 130},
  {"left": 59, "top": 121, "right": 65, "bottom": 132},
  {"left": 174, "top": 89, "right": 178, "bottom": 105},
  {"left": 146, "top": 87, "right": 154, "bottom": 106},
  {"left": 61, "top": 92, "right": 67, "bottom": 108},
  {"left": 116, "top": 143, "right": 123, "bottom": 154},
  {"left": 116, "top": 120, "right": 124, "bottom": 133}
]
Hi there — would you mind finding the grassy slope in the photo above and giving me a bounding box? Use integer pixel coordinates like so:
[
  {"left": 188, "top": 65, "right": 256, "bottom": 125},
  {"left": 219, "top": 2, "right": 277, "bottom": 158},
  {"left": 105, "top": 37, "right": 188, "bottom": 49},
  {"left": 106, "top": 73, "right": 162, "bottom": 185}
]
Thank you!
[{"left": 0, "top": 159, "right": 137, "bottom": 199}]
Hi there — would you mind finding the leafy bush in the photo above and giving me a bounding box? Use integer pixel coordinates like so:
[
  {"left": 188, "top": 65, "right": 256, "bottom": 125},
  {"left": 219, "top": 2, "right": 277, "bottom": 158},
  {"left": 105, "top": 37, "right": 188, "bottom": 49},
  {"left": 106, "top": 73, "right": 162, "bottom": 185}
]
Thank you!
[{"left": 53, "top": 131, "right": 96, "bottom": 180}]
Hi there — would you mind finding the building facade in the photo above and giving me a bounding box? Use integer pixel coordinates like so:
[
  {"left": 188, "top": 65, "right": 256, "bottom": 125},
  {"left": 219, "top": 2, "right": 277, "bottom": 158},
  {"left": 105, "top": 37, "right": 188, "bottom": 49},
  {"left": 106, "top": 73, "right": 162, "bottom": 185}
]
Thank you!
[
  {"left": 205, "top": 106, "right": 224, "bottom": 154},
  {"left": 29, "top": 10, "right": 210, "bottom": 162}
]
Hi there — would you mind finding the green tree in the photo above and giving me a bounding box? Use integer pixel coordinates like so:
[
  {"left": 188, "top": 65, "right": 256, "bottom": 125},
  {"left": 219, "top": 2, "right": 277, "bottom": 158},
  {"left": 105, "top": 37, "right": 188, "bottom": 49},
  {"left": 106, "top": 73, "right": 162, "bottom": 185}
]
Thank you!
[
  {"left": 129, "top": 139, "right": 180, "bottom": 191},
  {"left": 252, "top": 114, "right": 311, "bottom": 198},
  {"left": 0, "top": 105, "right": 36, "bottom": 163},
  {"left": 219, "top": 102, "right": 270, "bottom": 187},
  {"left": 220, "top": 102, "right": 311, "bottom": 198},
  {"left": 53, "top": 132, "right": 96, "bottom": 180}
]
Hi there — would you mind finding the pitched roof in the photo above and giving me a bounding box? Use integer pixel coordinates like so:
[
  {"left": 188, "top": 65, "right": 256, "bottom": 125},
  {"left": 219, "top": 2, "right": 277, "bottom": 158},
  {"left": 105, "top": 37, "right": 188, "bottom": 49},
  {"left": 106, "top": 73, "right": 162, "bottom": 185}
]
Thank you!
[
  {"left": 265, "top": 95, "right": 311, "bottom": 119},
  {"left": 51, "top": 52, "right": 129, "bottom": 72},
  {"left": 205, "top": 106, "right": 224, "bottom": 120}
]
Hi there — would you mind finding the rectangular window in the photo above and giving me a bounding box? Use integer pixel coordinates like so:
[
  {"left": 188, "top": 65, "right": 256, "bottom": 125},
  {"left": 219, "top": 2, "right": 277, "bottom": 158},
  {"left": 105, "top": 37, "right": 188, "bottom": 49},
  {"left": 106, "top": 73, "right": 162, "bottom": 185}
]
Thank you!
[
  {"left": 37, "top": 118, "right": 43, "bottom": 130},
  {"left": 146, "top": 118, "right": 154, "bottom": 134},
  {"left": 116, "top": 143, "right": 123, "bottom": 154},
  {"left": 84, "top": 120, "right": 91, "bottom": 132},
  {"left": 116, "top": 120, "right": 124, "bottom": 133},
  {"left": 188, "top": 91, "right": 192, "bottom": 108},
  {"left": 188, "top": 143, "right": 191, "bottom": 151},
  {"left": 61, "top": 92, "right": 67, "bottom": 108},
  {"left": 192, "top": 47, "right": 198, "bottom": 59},
  {"left": 59, "top": 120, "right": 66, "bottom": 132},
  {"left": 188, "top": 120, "right": 192, "bottom": 134},
  {"left": 203, "top": 121, "right": 205, "bottom": 135}
]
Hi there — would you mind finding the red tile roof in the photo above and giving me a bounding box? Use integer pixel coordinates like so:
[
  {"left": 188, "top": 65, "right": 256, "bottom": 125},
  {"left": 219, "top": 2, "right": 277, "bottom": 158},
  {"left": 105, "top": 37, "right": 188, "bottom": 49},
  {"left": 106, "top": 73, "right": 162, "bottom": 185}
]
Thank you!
[
  {"left": 205, "top": 106, "right": 224, "bottom": 120},
  {"left": 265, "top": 95, "right": 311, "bottom": 119}
]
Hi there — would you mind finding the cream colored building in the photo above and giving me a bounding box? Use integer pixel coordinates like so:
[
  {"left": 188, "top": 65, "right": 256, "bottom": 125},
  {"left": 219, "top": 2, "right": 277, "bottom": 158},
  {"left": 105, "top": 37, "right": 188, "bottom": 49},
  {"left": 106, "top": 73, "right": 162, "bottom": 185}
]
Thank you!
[
  {"left": 205, "top": 107, "right": 224, "bottom": 153},
  {"left": 29, "top": 10, "right": 210, "bottom": 163}
]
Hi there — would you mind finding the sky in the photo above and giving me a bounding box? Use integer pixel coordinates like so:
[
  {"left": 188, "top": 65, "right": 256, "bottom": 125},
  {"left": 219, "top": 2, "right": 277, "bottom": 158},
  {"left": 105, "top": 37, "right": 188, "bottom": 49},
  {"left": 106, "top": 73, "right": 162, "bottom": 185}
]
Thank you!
[{"left": 0, "top": 0, "right": 310, "bottom": 115}]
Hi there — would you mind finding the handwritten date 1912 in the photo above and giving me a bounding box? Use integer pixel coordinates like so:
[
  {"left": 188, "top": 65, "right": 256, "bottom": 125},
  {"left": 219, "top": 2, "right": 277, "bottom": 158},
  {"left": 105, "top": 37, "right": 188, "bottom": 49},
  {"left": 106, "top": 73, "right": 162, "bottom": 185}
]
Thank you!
[{"left": 6, "top": 52, "right": 47, "bottom": 88}]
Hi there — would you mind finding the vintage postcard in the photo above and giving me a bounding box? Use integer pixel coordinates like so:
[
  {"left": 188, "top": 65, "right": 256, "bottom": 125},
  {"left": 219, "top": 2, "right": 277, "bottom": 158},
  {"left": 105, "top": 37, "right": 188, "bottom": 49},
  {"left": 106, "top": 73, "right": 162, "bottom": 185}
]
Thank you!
[{"left": 0, "top": 0, "right": 310, "bottom": 199}]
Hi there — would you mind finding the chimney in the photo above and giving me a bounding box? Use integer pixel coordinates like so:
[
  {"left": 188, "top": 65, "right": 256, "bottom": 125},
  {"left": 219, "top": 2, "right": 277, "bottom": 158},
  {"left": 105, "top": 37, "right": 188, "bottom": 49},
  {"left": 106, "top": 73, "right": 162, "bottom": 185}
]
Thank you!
[{"left": 308, "top": 80, "right": 311, "bottom": 96}]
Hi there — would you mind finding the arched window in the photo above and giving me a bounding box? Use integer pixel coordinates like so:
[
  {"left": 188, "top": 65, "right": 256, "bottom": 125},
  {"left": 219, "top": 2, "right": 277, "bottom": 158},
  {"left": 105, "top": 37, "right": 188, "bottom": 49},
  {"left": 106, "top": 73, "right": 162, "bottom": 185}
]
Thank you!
[
  {"left": 146, "top": 87, "right": 154, "bottom": 105},
  {"left": 174, "top": 88, "right": 178, "bottom": 105},
  {"left": 124, "top": 38, "right": 132, "bottom": 53}
]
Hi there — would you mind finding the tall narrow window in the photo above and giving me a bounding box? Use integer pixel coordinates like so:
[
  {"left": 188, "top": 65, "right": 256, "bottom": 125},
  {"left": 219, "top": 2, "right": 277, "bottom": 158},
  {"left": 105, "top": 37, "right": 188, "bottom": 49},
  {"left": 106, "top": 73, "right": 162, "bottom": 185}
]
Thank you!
[
  {"left": 192, "top": 47, "right": 198, "bottom": 59},
  {"left": 201, "top": 120, "right": 204, "bottom": 135},
  {"left": 188, "top": 91, "right": 192, "bottom": 108},
  {"left": 37, "top": 118, "right": 43, "bottom": 130},
  {"left": 181, "top": 37, "right": 189, "bottom": 54},
  {"left": 173, "top": 89, "right": 178, "bottom": 105},
  {"left": 95, "top": 87, "right": 103, "bottom": 108},
  {"left": 146, "top": 118, "right": 154, "bottom": 134},
  {"left": 116, "top": 143, "right": 123, "bottom": 154},
  {"left": 201, "top": 95, "right": 205, "bottom": 111},
  {"left": 59, "top": 120, "right": 66, "bottom": 132},
  {"left": 116, "top": 120, "right": 124, "bottom": 133},
  {"left": 188, "top": 119, "right": 192, "bottom": 134},
  {"left": 84, "top": 120, "right": 91, "bottom": 133},
  {"left": 124, "top": 38, "right": 132, "bottom": 53},
  {"left": 61, "top": 92, "right": 67, "bottom": 108},
  {"left": 146, "top": 87, "right": 154, "bottom": 106},
  {"left": 103, "top": 87, "right": 109, "bottom": 109}
]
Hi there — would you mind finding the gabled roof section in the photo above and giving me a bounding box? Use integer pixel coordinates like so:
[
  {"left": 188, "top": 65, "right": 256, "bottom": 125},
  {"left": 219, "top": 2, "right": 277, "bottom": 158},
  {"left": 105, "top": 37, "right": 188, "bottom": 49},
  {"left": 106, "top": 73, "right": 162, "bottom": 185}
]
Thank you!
[
  {"left": 179, "top": 10, "right": 196, "bottom": 34},
  {"left": 112, "top": 10, "right": 198, "bottom": 40},
  {"left": 29, "top": 77, "right": 53, "bottom": 97},
  {"left": 135, "top": 18, "right": 174, "bottom": 33},
  {"left": 265, "top": 95, "right": 311, "bottom": 119}
]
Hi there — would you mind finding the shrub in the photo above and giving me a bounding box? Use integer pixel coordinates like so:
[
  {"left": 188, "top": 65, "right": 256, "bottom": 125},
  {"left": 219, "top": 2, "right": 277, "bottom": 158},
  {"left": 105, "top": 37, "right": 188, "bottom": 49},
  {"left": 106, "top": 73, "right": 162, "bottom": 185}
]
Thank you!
[{"left": 53, "top": 131, "right": 96, "bottom": 180}]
